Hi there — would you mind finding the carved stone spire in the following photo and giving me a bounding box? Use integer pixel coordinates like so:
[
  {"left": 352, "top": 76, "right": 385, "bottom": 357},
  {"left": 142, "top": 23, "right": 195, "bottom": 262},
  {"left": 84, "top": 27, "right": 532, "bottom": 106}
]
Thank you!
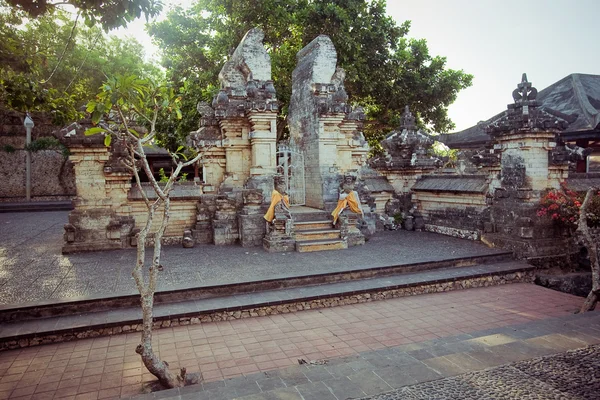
[{"left": 486, "top": 74, "right": 568, "bottom": 135}]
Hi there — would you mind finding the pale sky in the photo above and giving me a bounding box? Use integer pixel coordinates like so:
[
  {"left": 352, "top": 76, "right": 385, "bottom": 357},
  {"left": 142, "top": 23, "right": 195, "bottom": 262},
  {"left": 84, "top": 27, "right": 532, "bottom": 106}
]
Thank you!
[{"left": 116, "top": 0, "right": 600, "bottom": 132}]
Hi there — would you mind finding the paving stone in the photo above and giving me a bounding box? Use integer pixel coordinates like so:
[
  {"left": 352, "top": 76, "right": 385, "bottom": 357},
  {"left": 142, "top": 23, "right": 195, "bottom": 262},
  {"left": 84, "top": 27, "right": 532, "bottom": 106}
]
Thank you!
[
  {"left": 294, "top": 381, "right": 337, "bottom": 400},
  {"left": 301, "top": 365, "right": 334, "bottom": 383},
  {"left": 421, "top": 356, "right": 468, "bottom": 377},
  {"left": 255, "top": 377, "right": 286, "bottom": 392},
  {"left": 372, "top": 367, "right": 419, "bottom": 388},
  {"left": 347, "top": 371, "right": 393, "bottom": 395},
  {"left": 322, "top": 377, "right": 367, "bottom": 399}
]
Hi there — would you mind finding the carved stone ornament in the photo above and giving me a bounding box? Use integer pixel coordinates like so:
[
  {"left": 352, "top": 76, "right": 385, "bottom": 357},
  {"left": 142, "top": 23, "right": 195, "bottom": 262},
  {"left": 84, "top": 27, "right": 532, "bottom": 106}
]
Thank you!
[
  {"left": 370, "top": 106, "right": 439, "bottom": 170},
  {"left": 485, "top": 74, "right": 569, "bottom": 135}
]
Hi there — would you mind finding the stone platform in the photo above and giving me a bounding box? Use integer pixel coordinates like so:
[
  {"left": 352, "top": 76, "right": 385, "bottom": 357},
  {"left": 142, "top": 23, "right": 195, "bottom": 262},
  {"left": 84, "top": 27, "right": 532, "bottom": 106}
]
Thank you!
[{"left": 0, "top": 210, "right": 532, "bottom": 350}]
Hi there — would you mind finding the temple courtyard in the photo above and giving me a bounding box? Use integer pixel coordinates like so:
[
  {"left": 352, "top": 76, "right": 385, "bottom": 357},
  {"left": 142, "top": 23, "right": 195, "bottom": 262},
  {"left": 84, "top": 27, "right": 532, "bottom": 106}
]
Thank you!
[{"left": 0, "top": 210, "right": 599, "bottom": 399}]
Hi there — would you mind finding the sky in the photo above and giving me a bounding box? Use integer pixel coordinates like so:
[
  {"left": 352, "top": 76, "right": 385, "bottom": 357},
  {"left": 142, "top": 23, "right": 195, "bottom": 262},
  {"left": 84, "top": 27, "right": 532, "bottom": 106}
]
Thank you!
[{"left": 116, "top": 0, "right": 600, "bottom": 132}]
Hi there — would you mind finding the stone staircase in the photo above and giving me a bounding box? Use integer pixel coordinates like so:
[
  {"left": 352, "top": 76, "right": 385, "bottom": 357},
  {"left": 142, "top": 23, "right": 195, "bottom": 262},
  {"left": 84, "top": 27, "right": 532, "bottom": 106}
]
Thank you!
[{"left": 294, "top": 220, "right": 346, "bottom": 252}]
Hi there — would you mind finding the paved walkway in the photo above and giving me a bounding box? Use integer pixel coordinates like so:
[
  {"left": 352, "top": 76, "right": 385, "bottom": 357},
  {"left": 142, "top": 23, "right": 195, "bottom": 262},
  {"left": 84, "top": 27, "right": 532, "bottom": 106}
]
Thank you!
[
  {"left": 363, "top": 344, "right": 600, "bottom": 400},
  {"left": 0, "top": 284, "right": 592, "bottom": 400},
  {"left": 0, "top": 211, "right": 504, "bottom": 305}
]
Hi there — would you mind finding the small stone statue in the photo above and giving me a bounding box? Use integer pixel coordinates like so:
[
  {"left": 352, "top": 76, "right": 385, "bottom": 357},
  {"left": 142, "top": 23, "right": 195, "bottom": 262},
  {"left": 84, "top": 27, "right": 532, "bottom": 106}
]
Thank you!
[
  {"left": 331, "top": 174, "right": 364, "bottom": 224},
  {"left": 264, "top": 175, "right": 291, "bottom": 222}
]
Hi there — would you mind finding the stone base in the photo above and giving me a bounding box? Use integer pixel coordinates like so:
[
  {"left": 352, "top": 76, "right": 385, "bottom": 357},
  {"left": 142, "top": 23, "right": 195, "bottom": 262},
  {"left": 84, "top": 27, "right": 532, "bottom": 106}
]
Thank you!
[
  {"left": 482, "top": 234, "right": 570, "bottom": 259},
  {"left": 62, "top": 241, "right": 123, "bottom": 254},
  {"left": 347, "top": 233, "right": 365, "bottom": 247},
  {"left": 239, "top": 215, "right": 266, "bottom": 247},
  {"left": 425, "top": 224, "right": 480, "bottom": 241},
  {"left": 263, "top": 236, "right": 295, "bottom": 253}
]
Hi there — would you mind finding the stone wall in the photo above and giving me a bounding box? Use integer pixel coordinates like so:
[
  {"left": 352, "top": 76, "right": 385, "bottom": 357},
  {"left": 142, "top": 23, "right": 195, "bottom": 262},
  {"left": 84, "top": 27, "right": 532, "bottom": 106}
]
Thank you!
[{"left": 0, "top": 110, "right": 75, "bottom": 202}]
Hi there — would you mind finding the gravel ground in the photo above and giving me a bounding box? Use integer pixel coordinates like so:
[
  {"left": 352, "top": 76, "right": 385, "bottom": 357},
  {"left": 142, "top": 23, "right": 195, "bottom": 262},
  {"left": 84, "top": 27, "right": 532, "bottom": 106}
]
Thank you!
[{"left": 363, "top": 344, "right": 600, "bottom": 400}]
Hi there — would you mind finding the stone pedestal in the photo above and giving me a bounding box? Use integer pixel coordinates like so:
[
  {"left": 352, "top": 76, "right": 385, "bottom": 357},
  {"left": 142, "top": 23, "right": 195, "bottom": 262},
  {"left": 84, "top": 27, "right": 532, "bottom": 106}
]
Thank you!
[
  {"left": 239, "top": 189, "right": 266, "bottom": 247},
  {"left": 336, "top": 213, "right": 365, "bottom": 247},
  {"left": 193, "top": 201, "right": 214, "bottom": 244},
  {"left": 213, "top": 197, "right": 239, "bottom": 245},
  {"left": 263, "top": 215, "right": 295, "bottom": 252}
]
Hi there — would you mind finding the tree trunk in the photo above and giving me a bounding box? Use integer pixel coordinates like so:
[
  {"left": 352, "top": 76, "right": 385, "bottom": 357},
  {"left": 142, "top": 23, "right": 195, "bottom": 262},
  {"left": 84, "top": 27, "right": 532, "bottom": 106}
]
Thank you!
[
  {"left": 131, "top": 185, "right": 200, "bottom": 388},
  {"left": 578, "top": 188, "right": 599, "bottom": 313}
]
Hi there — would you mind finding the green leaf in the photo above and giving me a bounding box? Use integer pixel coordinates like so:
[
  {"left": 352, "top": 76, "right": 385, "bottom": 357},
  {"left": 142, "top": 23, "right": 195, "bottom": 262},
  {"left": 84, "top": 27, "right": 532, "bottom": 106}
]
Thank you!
[
  {"left": 104, "top": 134, "right": 112, "bottom": 147},
  {"left": 128, "top": 128, "right": 140, "bottom": 137},
  {"left": 85, "top": 127, "right": 107, "bottom": 136},
  {"left": 86, "top": 101, "right": 97, "bottom": 113},
  {"left": 176, "top": 145, "right": 184, "bottom": 152}
]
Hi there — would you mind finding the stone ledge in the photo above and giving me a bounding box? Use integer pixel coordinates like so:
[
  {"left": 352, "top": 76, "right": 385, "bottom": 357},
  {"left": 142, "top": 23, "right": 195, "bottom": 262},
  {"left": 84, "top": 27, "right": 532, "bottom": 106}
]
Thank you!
[{"left": 0, "top": 268, "right": 535, "bottom": 350}]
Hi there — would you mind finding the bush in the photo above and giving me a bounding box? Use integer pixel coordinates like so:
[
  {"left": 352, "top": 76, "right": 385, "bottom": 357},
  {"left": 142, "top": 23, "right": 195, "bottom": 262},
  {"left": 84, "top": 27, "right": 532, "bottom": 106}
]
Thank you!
[{"left": 538, "top": 185, "right": 600, "bottom": 229}]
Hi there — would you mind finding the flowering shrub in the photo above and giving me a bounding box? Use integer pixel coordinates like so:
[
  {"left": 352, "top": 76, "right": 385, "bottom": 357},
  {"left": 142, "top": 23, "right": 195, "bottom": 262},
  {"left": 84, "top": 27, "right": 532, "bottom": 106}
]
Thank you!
[{"left": 537, "top": 185, "right": 600, "bottom": 229}]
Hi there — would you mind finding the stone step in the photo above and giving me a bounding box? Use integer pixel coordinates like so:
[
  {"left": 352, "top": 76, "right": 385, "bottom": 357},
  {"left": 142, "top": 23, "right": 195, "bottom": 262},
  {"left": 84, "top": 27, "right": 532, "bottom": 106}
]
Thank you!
[
  {"left": 0, "top": 200, "right": 74, "bottom": 213},
  {"left": 0, "top": 260, "right": 535, "bottom": 350},
  {"left": 295, "top": 229, "right": 341, "bottom": 242},
  {"left": 296, "top": 238, "right": 347, "bottom": 253},
  {"left": 0, "top": 252, "right": 514, "bottom": 324},
  {"left": 289, "top": 211, "right": 331, "bottom": 223},
  {"left": 294, "top": 220, "right": 333, "bottom": 231}
]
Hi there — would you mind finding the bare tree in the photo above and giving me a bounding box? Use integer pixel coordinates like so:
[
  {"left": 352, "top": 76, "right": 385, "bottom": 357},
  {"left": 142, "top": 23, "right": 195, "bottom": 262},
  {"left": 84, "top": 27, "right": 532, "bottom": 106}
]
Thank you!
[
  {"left": 86, "top": 75, "right": 204, "bottom": 388},
  {"left": 577, "top": 187, "right": 600, "bottom": 313}
]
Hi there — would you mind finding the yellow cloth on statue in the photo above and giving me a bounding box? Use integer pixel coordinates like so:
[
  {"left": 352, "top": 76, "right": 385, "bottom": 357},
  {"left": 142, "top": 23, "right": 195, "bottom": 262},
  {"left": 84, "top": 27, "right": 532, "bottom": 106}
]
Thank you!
[
  {"left": 264, "top": 190, "right": 290, "bottom": 222},
  {"left": 331, "top": 191, "right": 362, "bottom": 224}
]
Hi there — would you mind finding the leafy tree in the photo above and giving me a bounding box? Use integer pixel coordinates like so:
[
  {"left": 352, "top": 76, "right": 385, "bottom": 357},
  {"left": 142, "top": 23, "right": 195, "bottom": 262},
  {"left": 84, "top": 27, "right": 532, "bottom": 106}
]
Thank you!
[
  {"left": 85, "top": 75, "right": 206, "bottom": 388},
  {"left": 0, "top": 3, "right": 161, "bottom": 124},
  {"left": 149, "top": 0, "right": 473, "bottom": 146},
  {"left": 5, "top": 0, "right": 162, "bottom": 30}
]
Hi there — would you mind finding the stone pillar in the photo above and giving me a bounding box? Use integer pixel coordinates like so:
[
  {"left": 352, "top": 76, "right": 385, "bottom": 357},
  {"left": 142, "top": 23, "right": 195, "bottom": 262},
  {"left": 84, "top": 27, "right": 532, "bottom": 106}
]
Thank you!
[
  {"left": 189, "top": 28, "right": 278, "bottom": 201},
  {"left": 61, "top": 127, "right": 135, "bottom": 253},
  {"left": 213, "top": 196, "right": 239, "bottom": 245},
  {"left": 219, "top": 118, "right": 252, "bottom": 191},
  {"left": 248, "top": 111, "right": 277, "bottom": 176},
  {"left": 239, "top": 189, "right": 266, "bottom": 247},
  {"left": 289, "top": 35, "right": 367, "bottom": 210},
  {"left": 482, "top": 74, "right": 571, "bottom": 257}
]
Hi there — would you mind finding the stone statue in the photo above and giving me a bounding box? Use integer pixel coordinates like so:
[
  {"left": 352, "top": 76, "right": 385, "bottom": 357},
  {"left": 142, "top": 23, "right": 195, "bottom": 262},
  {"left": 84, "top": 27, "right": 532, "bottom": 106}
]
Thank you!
[
  {"left": 264, "top": 175, "right": 291, "bottom": 222},
  {"left": 331, "top": 174, "right": 364, "bottom": 224}
]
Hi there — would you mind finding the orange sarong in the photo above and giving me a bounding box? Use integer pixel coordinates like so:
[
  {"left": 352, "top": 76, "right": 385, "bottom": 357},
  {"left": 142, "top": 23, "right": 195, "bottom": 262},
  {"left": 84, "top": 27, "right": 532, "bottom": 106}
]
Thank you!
[
  {"left": 331, "top": 191, "right": 362, "bottom": 224},
  {"left": 264, "top": 190, "right": 290, "bottom": 222}
]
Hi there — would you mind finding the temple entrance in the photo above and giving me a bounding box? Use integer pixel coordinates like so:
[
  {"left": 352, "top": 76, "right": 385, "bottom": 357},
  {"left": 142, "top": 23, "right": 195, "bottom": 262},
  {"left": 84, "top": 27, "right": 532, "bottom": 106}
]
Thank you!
[{"left": 276, "top": 144, "right": 305, "bottom": 206}]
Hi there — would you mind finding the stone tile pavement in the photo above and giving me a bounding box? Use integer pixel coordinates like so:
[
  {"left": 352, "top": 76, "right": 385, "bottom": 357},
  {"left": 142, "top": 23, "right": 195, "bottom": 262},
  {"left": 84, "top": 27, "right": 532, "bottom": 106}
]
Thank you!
[
  {"left": 363, "top": 344, "right": 600, "bottom": 399},
  {"left": 0, "top": 211, "right": 505, "bottom": 305},
  {"left": 0, "top": 284, "right": 591, "bottom": 400}
]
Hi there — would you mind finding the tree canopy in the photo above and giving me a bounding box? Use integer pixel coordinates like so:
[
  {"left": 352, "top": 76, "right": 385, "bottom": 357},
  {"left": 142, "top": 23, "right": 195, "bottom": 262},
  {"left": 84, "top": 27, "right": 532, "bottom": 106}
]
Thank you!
[
  {"left": 5, "top": 0, "right": 162, "bottom": 30},
  {"left": 149, "top": 0, "right": 473, "bottom": 146},
  {"left": 0, "top": 1, "right": 161, "bottom": 124}
]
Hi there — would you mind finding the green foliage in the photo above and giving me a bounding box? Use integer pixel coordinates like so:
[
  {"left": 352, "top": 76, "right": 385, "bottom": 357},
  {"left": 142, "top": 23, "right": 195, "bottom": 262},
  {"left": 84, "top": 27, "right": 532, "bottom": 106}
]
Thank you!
[
  {"left": 24, "top": 136, "right": 70, "bottom": 157},
  {"left": 149, "top": 0, "right": 473, "bottom": 141},
  {"left": 5, "top": 0, "right": 162, "bottom": 30},
  {"left": 158, "top": 167, "right": 169, "bottom": 183},
  {"left": 393, "top": 212, "right": 404, "bottom": 225},
  {"left": 85, "top": 74, "right": 184, "bottom": 143},
  {"left": 1, "top": 144, "right": 15, "bottom": 153},
  {"left": 0, "top": 3, "right": 161, "bottom": 125}
]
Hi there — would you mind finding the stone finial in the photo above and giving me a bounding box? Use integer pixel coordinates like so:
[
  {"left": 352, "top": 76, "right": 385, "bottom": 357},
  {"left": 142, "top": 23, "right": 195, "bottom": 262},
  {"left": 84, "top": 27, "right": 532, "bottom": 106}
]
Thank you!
[
  {"left": 400, "top": 106, "right": 417, "bottom": 131},
  {"left": 210, "top": 28, "right": 279, "bottom": 119},
  {"left": 486, "top": 73, "right": 568, "bottom": 134},
  {"left": 369, "top": 105, "right": 438, "bottom": 170},
  {"left": 218, "top": 28, "right": 272, "bottom": 89}
]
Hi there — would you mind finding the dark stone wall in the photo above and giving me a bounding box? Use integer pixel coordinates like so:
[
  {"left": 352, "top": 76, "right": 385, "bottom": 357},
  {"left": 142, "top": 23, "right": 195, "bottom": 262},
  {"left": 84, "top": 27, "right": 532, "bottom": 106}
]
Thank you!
[{"left": 0, "top": 110, "right": 75, "bottom": 201}]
